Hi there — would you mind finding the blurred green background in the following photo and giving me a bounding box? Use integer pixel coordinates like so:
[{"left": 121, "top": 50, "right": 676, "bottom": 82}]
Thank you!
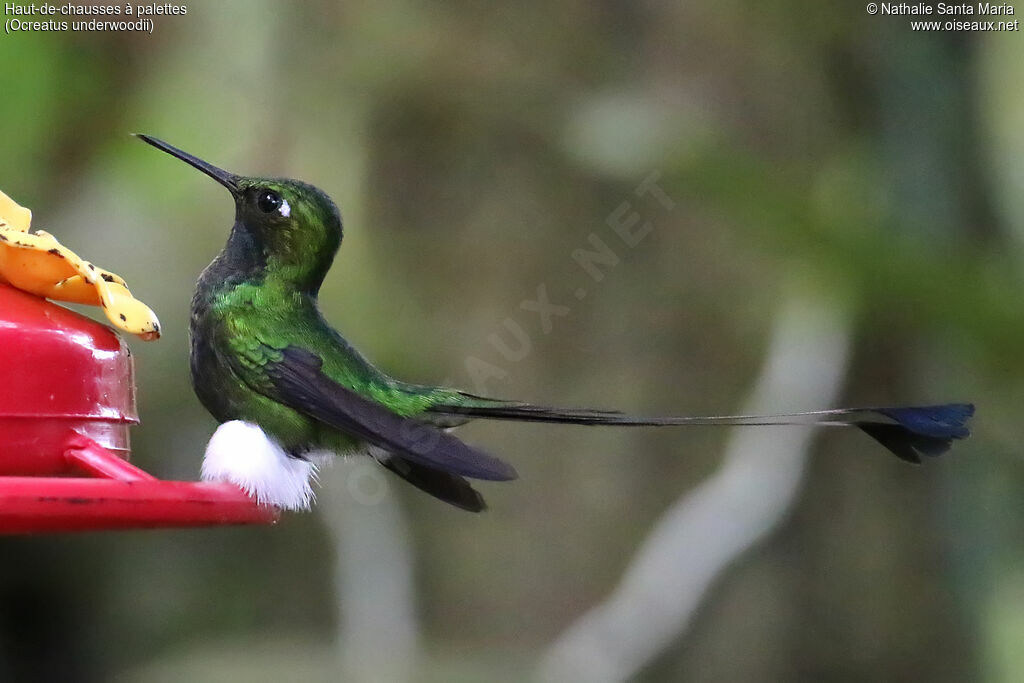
[{"left": 1, "top": 1, "right": 1023, "bottom": 681}]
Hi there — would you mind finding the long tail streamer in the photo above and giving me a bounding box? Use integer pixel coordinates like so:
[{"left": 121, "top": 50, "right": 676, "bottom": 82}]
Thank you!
[{"left": 429, "top": 402, "right": 975, "bottom": 464}]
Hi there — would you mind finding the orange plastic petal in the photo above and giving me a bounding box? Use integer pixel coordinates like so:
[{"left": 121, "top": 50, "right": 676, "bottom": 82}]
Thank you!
[{"left": 0, "top": 191, "right": 160, "bottom": 340}]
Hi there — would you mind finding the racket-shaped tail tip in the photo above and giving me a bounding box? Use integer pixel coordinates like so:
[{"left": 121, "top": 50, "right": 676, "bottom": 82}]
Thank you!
[{"left": 858, "top": 403, "right": 975, "bottom": 464}]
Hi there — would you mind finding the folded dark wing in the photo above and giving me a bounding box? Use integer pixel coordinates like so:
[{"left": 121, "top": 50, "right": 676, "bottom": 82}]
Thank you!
[{"left": 264, "top": 346, "right": 518, "bottom": 482}]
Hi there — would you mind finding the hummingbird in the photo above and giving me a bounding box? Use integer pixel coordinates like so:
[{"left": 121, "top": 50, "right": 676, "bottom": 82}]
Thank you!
[{"left": 136, "top": 134, "right": 974, "bottom": 512}]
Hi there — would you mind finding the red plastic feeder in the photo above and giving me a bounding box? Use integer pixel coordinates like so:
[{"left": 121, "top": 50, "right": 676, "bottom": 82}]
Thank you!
[{"left": 0, "top": 283, "right": 278, "bottom": 533}]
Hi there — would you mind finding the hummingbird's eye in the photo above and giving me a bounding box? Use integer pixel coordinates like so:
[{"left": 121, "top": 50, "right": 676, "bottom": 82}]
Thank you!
[{"left": 256, "top": 190, "right": 283, "bottom": 214}]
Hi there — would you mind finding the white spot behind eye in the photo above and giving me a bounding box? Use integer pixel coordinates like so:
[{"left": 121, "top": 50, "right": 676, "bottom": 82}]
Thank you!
[{"left": 279, "top": 199, "right": 291, "bottom": 217}]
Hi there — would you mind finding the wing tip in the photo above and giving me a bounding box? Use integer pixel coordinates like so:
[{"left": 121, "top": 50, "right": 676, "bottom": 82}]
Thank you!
[{"left": 481, "top": 459, "right": 519, "bottom": 482}]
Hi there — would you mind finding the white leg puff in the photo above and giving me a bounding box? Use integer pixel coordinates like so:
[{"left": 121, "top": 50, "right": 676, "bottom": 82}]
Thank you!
[{"left": 201, "top": 421, "right": 318, "bottom": 511}]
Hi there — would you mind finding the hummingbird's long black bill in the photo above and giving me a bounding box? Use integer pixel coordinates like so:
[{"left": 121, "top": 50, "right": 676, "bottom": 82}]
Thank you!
[{"left": 134, "top": 134, "right": 240, "bottom": 195}]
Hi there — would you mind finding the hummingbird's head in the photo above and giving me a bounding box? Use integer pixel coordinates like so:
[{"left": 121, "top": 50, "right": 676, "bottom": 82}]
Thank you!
[{"left": 136, "top": 134, "right": 342, "bottom": 293}]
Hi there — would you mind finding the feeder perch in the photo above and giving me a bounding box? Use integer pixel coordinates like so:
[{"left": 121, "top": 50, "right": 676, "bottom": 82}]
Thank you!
[{"left": 0, "top": 283, "right": 278, "bottom": 533}]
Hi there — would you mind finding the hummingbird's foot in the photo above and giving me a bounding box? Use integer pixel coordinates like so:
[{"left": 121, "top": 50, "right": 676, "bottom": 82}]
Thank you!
[{"left": 201, "top": 421, "right": 318, "bottom": 511}]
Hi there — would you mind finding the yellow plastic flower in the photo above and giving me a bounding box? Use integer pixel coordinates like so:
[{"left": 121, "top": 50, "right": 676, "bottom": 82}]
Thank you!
[{"left": 0, "top": 189, "right": 161, "bottom": 340}]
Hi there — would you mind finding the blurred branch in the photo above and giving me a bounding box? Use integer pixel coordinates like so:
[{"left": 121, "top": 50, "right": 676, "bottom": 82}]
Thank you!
[
  {"left": 320, "top": 462, "right": 419, "bottom": 683},
  {"left": 538, "top": 291, "right": 852, "bottom": 682}
]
